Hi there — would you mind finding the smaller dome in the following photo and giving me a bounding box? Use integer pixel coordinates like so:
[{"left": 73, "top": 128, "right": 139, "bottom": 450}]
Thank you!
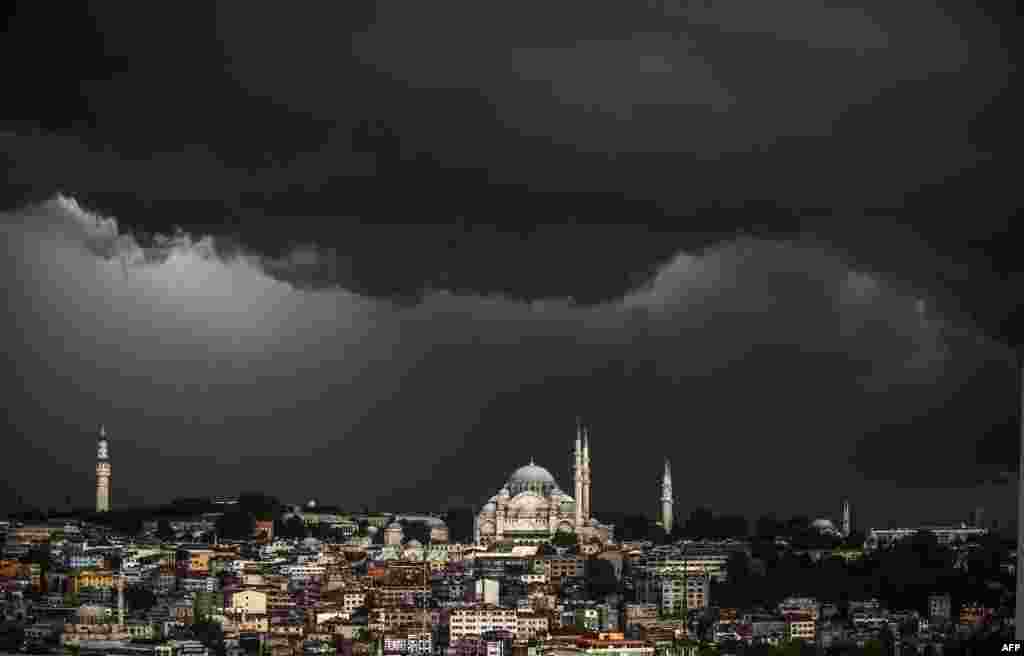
[
  {"left": 498, "top": 486, "right": 511, "bottom": 497},
  {"left": 811, "top": 518, "right": 835, "bottom": 531},
  {"left": 407, "top": 539, "right": 422, "bottom": 548},
  {"left": 366, "top": 526, "right": 379, "bottom": 535},
  {"left": 306, "top": 499, "right": 318, "bottom": 509},
  {"left": 482, "top": 502, "right": 497, "bottom": 512},
  {"left": 387, "top": 522, "right": 402, "bottom": 530}
]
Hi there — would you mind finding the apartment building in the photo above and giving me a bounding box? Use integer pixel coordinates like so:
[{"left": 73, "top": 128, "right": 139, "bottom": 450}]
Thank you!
[
  {"left": 449, "top": 606, "right": 518, "bottom": 641},
  {"left": 574, "top": 632, "right": 656, "bottom": 656},
  {"left": 371, "top": 606, "right": 432, "bottom": 633},
  {"left": 514, "top": 611, "right": 549, "bottom": 640},
  {"left": 543, "top": 556, "right": 585, "bottom": 583},
  {"left": 383, "top": 631, "right": 432, "bottom": 656},
  {"left": 656, "top": 576, "right": 709, "bottom": 614},
  {"left": 785, "top": 614, "right": 816, "bottom": 642}
]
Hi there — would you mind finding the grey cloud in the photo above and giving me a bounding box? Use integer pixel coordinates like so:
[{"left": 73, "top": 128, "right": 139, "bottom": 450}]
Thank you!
[
  {"left": 509, "top": 33, "right": 735, "bottom": 119},
  {"left": 661, "top": 0, "right": 891, "bottom": 53},
  {"left": 1, "top": 196, "right": 1014, "bottom": 521}
]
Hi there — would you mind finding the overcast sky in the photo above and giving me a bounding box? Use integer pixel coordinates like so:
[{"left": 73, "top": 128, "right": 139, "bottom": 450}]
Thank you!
[{"left": 2, "top": 1, "right": 1019, "bottom": 529}]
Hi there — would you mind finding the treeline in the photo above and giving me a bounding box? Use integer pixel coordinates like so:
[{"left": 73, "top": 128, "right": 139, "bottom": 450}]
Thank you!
[
  {"left": 595, "top": 508, "right": 859, "bottom": 548},
  {"left": 713, "top": 530, "right": 1011, "bottom": 615}
]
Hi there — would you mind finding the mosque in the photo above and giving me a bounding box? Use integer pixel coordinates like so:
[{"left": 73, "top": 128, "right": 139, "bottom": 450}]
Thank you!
[{"left": 473, "top": 420, "right": 613, "bottom": 545}]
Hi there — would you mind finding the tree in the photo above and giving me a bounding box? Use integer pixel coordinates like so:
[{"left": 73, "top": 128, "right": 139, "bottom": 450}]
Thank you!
[
  {"left": 683, "top": 507, "right": 715, "bottom": 539},
  {"left": 725, "top": 551, "right": 749, "bottom": 585},
  {"left": 585, "top": 558, "right": 619, "bottom": 598},
  {"left": 716, "top": 514, "right": 749, "bottom": 539},
  {"left": 756, "top": 515, "right": 783, "bottom": 540},
  {"left": 550, "top": 531, "right": 578, "bottom": 548},
  {"left": 192, "top": 617, "right": 226, "bottom": 656},
  {"left": 156, "top": 519, "right": 175, "bottom": 540},
  {"left": 124, "top": 585, "right": 156, "bottom": 612},
  {"left": 238, "top": 492, "right": 281, "bottom": 520},
  {"left": 842, "top": 530, "right": 866, "bottom": 549},
  {"left": 215, "top": 511, "right": 256, "bottom": 540},
  {"left": 280, "top": 516, "right": 307, "bottom": 539}
]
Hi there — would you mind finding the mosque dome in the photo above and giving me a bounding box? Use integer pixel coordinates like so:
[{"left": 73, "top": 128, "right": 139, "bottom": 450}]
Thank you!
[
  {"left": 407, "top": 539, "right": 422, "bottom": 548},
  {"left": 366, "top": 526, "right": 379, "bottom": 535},
  {"left": 386, "top": 521, "right": 402, "bottom": 530},
  {"left": 306, "top": 499, "right": 318, "bottom": 509},
  {"left": 811, "top": 518, "right": 835, "bottom": 531},
  {"left": 482, "top": 502, "right": 497, "bottom": 512},
  {"left": 509, "top": 462, "right": 557, "bottom": 486}
]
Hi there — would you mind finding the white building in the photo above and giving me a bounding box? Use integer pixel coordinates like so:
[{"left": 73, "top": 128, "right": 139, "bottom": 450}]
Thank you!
[
  {"left": 865, "top": 525, "right": 988, "bottom": 549},
  {"left": 474, "top": 422, "right": 612, "bottom": 545},
  {"left": 449, "top": 606, "right": 518, "bottom": 641},
  {"left": 475, "top": 578, "right": 500, "bottom": 605},
  {"left": 384, "top": 632, "right": 432, "bottom": 656}
]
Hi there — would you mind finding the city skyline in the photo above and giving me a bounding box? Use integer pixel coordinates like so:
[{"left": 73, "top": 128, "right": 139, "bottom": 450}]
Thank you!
[
  {"left": 2, "top": 3, "right": 1020, "bottom": 536},
  {"left": 1, "top": 417, "right": 1011, "bottom": 536}
]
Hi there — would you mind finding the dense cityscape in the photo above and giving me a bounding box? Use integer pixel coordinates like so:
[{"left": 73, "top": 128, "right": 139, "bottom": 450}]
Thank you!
[{"left": 0, "top": 425, "right": 1015, "bottom": 656}]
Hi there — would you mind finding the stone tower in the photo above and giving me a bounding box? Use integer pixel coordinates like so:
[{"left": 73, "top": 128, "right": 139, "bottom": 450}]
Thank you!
[
  {"left": 661, "top": 458, "right": 674, "bottom": 534},
  {"left": 582, "top": 426, "right": 591, "bottom": 522},
  {"left": 574, "top": 419, "right": 584, "bottom": 531},
  {"left": 96, "top": 425, "right": 111, "bottom": 513}
]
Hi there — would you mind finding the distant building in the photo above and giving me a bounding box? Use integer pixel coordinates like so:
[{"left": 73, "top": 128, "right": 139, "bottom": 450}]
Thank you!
[
  {"left": 929, "top": 594, "right": 952, "bottom": 621},
  {"left": 449, "top": 606, "right": 518, "bottom": 641},
  {"left": 475, "top": 578, "right": 500, "bottom": 605},
  {"left": 573, "top": 632, "right": 655, "bottom": 656},
  {"left": 254, "top": 520, "right": 274, "bottom": 542},
  {"left": 384, "top": 522, "right": 404, "bottom": 547},
  {"left": 658, "top": 575, "right": 709, "bottom": 614},
  {"left": 785, "top": 614, "right": 816, "bottom": 642},
  {"left": 865, "top": 525, "right": 987, "bottom": 549},
  {"left": 383, "top": 631, "right": 432, "bottom": 656}
]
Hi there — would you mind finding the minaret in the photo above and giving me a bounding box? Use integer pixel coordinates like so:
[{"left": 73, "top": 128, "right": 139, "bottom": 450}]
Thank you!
[
  {"left": 574, "top": 418, "right": 584, "bottom": 531},
  {"left": 841, "top": 498, "right": 851, "bottom": 538},
  {"left": 661, "top": 458, "right": 674, "bottom": 535},
  {"left": 96, "top": 425, "right": 111, "bottom": 513},
  {"left": 582, "top": 427, "right": 591, "bottom": 522},
  {"left": 117, "top": 571, "right": 125, "bottom": 626}
]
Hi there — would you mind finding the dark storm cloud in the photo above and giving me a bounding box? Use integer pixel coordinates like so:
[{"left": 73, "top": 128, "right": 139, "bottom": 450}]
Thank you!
[
  {"left": 1, "top": 1, "right": 1018, "bottom": 523},
  {"left": 1, "top": 197, "right": 1015, "bottom": 525}
]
